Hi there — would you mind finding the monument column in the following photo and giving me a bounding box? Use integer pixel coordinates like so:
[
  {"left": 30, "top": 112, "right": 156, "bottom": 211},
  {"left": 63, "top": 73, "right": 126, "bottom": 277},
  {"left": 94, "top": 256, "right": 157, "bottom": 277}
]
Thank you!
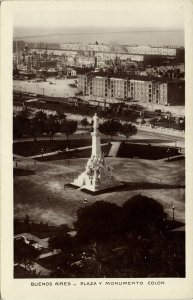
[
  {"left": 71, "top": 113, "right": 121, "bottom": 192},
  {"left": 91, "top": 113, "right": 101, "bottom": 157}
]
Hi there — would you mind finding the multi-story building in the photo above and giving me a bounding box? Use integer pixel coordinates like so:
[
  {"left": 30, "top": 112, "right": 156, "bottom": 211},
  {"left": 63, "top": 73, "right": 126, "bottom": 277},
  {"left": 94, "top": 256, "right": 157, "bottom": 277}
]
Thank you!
[
  {"left": 78, "top": 73, "right": 185, "bottom": 106},
  {"left": 125, "top": 45, "right": 176, "bottom": 56},
  {"left": 95, "top": 52, "right": 144, "bottom": 62},
  {"left": 29, "top": 48, "right": 78, "bottom": 57},
  {"left": 125, "top": 45, "right": 185, "bottom": 62},
  {"left": 76, "top": 57, "right": 95, "bottom": 68},
  {"left": 60, "top": 43, "right": 110, "bottom": 52}
]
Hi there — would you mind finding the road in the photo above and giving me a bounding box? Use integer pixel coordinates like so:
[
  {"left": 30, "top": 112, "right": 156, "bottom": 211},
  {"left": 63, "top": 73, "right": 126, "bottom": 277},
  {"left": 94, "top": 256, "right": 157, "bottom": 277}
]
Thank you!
[
  {"left": 13, "top": 129, "right": 185, "bottom": 153},
  {"left": 136, "top": 128, "right": 185, "bottom": 150}
]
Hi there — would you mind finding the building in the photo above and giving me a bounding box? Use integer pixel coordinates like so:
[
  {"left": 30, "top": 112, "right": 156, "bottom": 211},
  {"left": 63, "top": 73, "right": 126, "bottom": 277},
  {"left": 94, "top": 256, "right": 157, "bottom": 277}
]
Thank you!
[
  {"left": 126, "top": 45, "right": 176, "bottom": 56},
  {"left": 78, "top": 72, "right": 185, "bottom": 106},
  {"left": 60, "top": 42, "right": 110, "bottom": 52},
  {"left": 95, "top": 52, "right": 144, "bottom": 62},
  {"left": 125, "top": 45, "right": 184, "bottom": 63}
]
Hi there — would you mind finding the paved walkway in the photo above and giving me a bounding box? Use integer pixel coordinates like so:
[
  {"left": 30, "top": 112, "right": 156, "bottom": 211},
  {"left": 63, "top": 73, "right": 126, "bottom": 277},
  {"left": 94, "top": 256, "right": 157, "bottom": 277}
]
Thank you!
[
  {"left": 27, "top": 143, "right": 109, "bottom": 159},
  {"left": 108, "top": 142, "right": 121, "bottom": 157}
]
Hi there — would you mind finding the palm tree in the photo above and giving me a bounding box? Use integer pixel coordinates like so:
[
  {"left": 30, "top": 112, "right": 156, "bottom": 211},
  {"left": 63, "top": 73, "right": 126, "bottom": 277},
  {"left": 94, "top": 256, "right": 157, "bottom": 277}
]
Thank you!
[{"left": 78, "top": 242, "right": 112, "bottom": 277}]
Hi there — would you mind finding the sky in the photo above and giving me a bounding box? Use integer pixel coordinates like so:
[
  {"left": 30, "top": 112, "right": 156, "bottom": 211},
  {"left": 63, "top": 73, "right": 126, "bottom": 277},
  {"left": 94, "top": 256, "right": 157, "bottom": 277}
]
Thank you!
[{"left": 13, "top": 1, "right": 184, "bottom": 31}]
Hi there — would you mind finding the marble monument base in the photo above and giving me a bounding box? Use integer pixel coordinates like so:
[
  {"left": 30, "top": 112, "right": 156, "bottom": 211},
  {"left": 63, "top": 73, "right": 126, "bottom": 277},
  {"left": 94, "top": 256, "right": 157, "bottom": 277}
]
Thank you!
[
  {"left": 71, "top": 169, "right": 123, "bottom": 195},
  {"left": 70, "top": 113, "right": 123, "bottom": 195}
]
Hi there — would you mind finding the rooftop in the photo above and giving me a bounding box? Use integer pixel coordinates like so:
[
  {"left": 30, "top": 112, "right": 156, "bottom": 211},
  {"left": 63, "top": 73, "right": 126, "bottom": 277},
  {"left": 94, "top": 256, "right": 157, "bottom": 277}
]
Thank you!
[{"left": 82, "top": 71, "right": 185, "bottom": 84}]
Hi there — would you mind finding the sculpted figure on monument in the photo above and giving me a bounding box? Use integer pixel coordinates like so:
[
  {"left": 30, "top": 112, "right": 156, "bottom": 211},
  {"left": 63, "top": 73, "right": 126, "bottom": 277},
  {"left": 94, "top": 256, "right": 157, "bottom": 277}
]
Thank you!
[
  {"left": 93, "top": 113, "right": 99, "bottom": 131},
  {"left": 72, "top": 113, "right": 120, "bottom": 191}
]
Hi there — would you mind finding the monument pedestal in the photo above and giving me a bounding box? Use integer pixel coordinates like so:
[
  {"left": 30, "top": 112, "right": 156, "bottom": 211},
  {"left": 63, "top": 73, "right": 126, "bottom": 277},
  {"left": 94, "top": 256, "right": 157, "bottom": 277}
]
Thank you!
[{"left": 71, "top": 113, "right": 122, "bottom": 194}]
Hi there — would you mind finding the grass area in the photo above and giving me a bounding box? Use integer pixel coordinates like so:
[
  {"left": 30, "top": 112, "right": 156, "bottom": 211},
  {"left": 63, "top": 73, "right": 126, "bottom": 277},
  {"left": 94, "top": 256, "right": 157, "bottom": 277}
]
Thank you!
[
  {"left": 13, "top": 139, "right": 109, "bottom": 157},
  {"left": 14, "top": 157, "right": 185, "bottom": 227},
  {"left": 37, "top": 144, "right": 111, "bottom": 161},
  {"left": 117, "top": 142, "right": 180, "bottom": 160}
]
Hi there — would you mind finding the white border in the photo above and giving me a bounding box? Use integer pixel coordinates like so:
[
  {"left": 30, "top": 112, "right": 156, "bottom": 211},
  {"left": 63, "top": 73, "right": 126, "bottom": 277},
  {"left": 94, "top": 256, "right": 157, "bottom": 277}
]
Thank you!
[{"left": 1, "top": 1, "right": 193, "bottom": 299}]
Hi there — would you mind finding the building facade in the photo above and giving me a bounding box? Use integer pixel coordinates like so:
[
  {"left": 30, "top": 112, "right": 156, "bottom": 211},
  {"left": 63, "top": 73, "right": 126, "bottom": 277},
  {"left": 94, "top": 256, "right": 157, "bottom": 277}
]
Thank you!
[
  {"left": 125, "top": 45, "right": 177, "bottom": 56},
  {"left": 78, "top": 73, "right": 185, "bottom": 106},
  {"left": 60, "top": 43, "right": 110, "bottom": 52}
]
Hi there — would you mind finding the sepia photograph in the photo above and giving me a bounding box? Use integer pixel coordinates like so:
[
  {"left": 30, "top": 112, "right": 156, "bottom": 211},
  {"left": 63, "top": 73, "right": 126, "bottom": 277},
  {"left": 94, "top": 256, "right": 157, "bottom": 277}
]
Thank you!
[
  {"left": 2, "top": 0, "right": 193, "bottom": 299},
  {"left": 11, "top": 1, "right": 186, "bottom": 280}
]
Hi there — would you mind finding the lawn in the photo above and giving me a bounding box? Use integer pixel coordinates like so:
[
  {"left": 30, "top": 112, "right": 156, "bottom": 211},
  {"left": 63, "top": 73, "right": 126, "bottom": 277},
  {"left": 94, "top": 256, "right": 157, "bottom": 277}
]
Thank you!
[
  {"left": 14, "top": 156, "right": 185, "bottom": 227},
  {"left": 117, "top": 142, "right": 181, "bottom": 159},
  {"left": 13, "top": 139, "right": 109, "bottom": 157},
  {"left": 37, "top": 144, "right": 111, "bottom": 161}
]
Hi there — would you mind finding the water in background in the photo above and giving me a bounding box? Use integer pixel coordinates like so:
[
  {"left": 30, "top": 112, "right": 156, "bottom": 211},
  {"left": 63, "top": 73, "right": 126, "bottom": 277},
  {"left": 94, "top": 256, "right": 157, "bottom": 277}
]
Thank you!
[{"left": 14, "top": 27, "right": 184, "bottom": 47}]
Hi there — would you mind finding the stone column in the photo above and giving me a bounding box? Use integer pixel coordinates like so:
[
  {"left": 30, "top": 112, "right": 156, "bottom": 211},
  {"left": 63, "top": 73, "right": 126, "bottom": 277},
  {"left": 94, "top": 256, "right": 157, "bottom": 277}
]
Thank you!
[{"left": 91, "top": 113, "right": 101, "bottom": 157}]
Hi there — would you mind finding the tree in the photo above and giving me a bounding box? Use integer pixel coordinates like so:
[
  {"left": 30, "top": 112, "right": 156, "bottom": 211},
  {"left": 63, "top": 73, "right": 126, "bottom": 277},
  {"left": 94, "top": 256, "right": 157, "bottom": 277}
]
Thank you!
[
  {"left": 34, "top": 110, "right": 47, "bottom": 122},
  {"left": 30, "top": 118, "right": 40, "bottom": 142},
  {"left": 14, "top": 238, "right": 39, "bottom": 270},
  {"left": 56, "top": 110, "right": 66, "bottom": 122},
  {"left": 74, "top": 201, "right": 122, "bottom": 242},
  {"left": 61, "top": 120, "right": 77, "bottom": 141},
  {"left": 74, "top": 242, "right": 112, "bottom": 278},
  {"left": 45, "top": 115, "right": 60, "bottom": 140},
  {"left": 19, "top": 107, "right": 31, "bottom": 119},
  {"left": 48, "top": 231, "right": 74, "bottom": 274},
  {"left": 30, "top": 110, "right": 48, "bottom": 141},
  {"left": 99, "top": 119, "right": 122, "bottom": 140},
  {"left": 13, "top": 114, "right": 30, "bottom": 141},
  {"left": 81, "top": 117, "right": 89, "bottom": 129},
  {"left": 121, "top": 123, "right": 137, "bottom": 141},
  {"left": 122, "top": 195, "right": 167, "bottom": 236},
  {"left": 109, "top": 233, "right": 150, "bottom": 277},
  {"left": 49, "top": 232, "right": 73, "bottom": 254}
]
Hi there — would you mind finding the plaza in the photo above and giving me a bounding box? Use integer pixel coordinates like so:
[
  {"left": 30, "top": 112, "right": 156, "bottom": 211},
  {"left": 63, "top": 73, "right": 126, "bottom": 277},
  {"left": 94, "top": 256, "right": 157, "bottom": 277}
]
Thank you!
[{"left": 14, "top": 151, "right": 185, "bottom": 227}]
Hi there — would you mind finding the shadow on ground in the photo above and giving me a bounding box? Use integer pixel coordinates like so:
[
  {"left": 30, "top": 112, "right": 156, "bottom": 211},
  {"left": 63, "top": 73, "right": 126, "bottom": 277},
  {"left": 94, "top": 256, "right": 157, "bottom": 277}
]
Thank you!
[
  {"left": 127, "top": 138, "right": 172, "bottom": 144},
  {"left": 65, "top": 181, "right": 185, "bottom": 196},
  {"left": 120, "top": 181, "right": 185, "bottom": 191},
  {"left": 14, "top": 168, "right": 36, "bottom": 176}
]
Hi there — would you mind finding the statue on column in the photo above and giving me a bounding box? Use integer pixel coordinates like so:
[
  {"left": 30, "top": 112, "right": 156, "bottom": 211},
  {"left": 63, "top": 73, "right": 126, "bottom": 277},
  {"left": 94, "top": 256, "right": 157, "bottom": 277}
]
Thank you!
[
  {"left": 71, "top": 113, "right": 121, "bottom": 192},
  {"left": 93, "top": 113, "right": 99, "bottom": 132}
]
